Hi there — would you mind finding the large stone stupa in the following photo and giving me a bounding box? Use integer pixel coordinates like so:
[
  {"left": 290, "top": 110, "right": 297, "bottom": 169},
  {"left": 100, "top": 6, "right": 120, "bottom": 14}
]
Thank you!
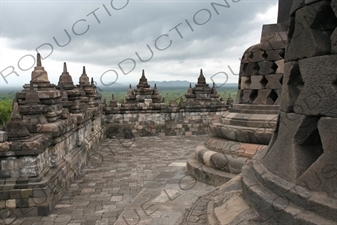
[
  {"left": 186, "top": 0, "right": 292, "bottom": 186},
  {"left": 205, "top": 1, "right": 337, "bottom": 224}
]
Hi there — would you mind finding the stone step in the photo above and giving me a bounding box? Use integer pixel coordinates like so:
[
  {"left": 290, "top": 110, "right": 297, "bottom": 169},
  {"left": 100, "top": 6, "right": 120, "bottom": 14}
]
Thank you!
[
  {"left": 219, "top": 112, "right": 277, "bottom": 128},
  {"left": 231, "top": 104, "right": 280, "bottom": 111},
  {"left": 186, "top": 154, "right": 236, "bottom": 187},
  {"left": 206, "top": 175, "right": 263, "bottom": 225},
  {"left": 203, "top": 137, "right": 266, "bottom": 158},
  {"left": 241, "top": 160, "right": 337, "bottom": 225},
  {"left": 195, "top": 144, "right": 247, "bottom": 174},
  {"left": 209, "top": 123, "right": 273, "bottom": 145},
  {"left": 228, "top": 108, "right": 279, "bottom": 114},
  {"left": 249, "top": 151, "right": 337, "bottom": 222}
]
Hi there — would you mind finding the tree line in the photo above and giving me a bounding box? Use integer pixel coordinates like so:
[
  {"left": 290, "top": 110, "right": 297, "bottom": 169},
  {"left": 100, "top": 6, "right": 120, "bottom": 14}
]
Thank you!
[{"left": 0, "top": 89, "right": 237, "bottom": 126}]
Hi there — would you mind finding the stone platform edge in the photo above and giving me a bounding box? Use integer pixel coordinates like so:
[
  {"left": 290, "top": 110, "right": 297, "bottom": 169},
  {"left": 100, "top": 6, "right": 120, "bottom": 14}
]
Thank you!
[
  {"left": 186, "top": 154, "right": 236, "bottom": 187},
  {"left": 0, "top": 120, "right": 107, "bottom": 217}
]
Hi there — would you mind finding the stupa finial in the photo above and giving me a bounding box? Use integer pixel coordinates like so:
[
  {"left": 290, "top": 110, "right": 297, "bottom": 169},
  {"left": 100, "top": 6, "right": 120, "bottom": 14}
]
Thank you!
[
  {"left": 197, "top": 69, "right": 206, "bottom": 84},
  {"left": 37, "top": 53, "right": 42, "bottom": 67},
  {"left": 63, "top": 62, "right": 67, "bottom": 73}
]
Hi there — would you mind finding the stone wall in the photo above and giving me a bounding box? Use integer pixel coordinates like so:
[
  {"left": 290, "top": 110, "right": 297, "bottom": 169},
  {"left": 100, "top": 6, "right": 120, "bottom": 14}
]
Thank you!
[
  {"left": 0, "top": 116, "right": 106, "bottom": 216},
  {"left": 104, "top": 108, "right": 227, "bottom": 137},
  {"left": 103, "top": 69, "right": 228, "bottom": 138}
]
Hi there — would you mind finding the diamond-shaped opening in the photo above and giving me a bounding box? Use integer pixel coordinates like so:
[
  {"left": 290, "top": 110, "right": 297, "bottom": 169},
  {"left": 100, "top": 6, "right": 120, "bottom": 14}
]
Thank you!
[
  {"left": 262, "top": 51, "right": 268, "bottom": 59},
  {"left": 279, "top": 75, "right": 284, "bottom": 85},
  {"left": 248, "top": 52, "right": 254, "bottom": 60},
  {"left": 294, "top": 117, "right": 324, "bottom": 178},
  {"left": 310, "top": 2, "right": 337, "bottom": 35},
  {"left": 271, "top": 62, "right": 278, "bottom": 71},
  {"left": 244, "top": 77, "right": 251, "bottom": 84},
  {"left": 287, "top": 64, "right": 304, "bottom": 111},
  {"left": 288, "top": 67, "right": 304, "bottom": 86},
  {"left": 268, "top": 90, "right": 278, "bottom": 103},
  {"left": 242, "top": 63, "right": 248, "bottom": 73},
  {"left": 253, "top": 63, "right": 260, "bottom": 75},
  {"left": 300, "top": 129, "right": 322, "bottom": 146},
  {"left": 249, "top": 90, "right": 258, "bottom": 102},
  {"left": 279, "top": 49, "right": 285, "bottom": 58},
  {"left": 260, "top": 76, "right": 268, "bottom": 88},
  {"left": 241, "top": 53, "right": 246, "bottom": 61}
]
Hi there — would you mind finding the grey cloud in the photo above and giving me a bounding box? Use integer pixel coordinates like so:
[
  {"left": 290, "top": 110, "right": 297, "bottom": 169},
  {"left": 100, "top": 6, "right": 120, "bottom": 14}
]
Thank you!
[{"left": 1, "top": 0, "right": 278, "bottom": 84}]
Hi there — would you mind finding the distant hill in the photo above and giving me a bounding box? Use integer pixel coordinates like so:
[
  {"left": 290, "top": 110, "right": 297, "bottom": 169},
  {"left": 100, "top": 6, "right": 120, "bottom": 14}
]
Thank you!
[
  {"left": 0, "top": 87, "right": 22, "bottom": 93},
  {"left": 0, "top": 80, "right": 238, "bottom": 93},
  {"left": 148, "top": 80, "right": 195, "bottom": 88}
]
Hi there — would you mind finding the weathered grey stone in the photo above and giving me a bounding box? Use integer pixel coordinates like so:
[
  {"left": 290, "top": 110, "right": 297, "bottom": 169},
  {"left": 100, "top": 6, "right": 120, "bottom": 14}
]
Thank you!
[
  {"left": 295, "top": 55, "right": 337, "bottom": 117},
  {"left": 332, "top": 2, "right": 337, "bottom": 50},
  {"left": 0, "top": 142, "right": 10, "bottom": 152},
  {"left": 186, "top": 156, "right": 236, "bottom": 187},
  {"left": 252, "top": 89, "right": 275, "bottom": 105},
  {"left": 0, "top": 131, "right": 8, "bottom": 142},
  {"left": 210, "top": 152, "right": 229, "bottom": 171},
  {"left": 31, "top": 53, "right": 50, "bottom": 84},
  {"left": 297, "top": 117, "right": 337, "bottom": 198},
  {"left": 265, "top": 74, "right": 283, "bottom": 89},
  {"left": 331, "top": 28, "right": 337, "bottom": 53},
  {"left": 6, "top": 100, "right": 30, "bottom": 140},
  {"left": 258, "top": 61, "right": 276, "bottom": 75},
  {"left": 241, "top": 90, "right": 253, "bottom": 104},
  {"left": 265, "top": 50, "right": 283, "bottom": 61},
  {"left": 260, "top": 40, "right": 287, "bottom": 51},
  {"left": 275, "top": 59, "right": 284, "bottom": 74},
  {"left": 260, "top": 24, "right": 288, "bottom": 45},
  {"left": 280, "top": 61, "right": 303, "bottom": 113},
  {"left": 240, "top": 77, "right": 251, "bottom": 90},
  {"left": 262, "top": 112, "right": 323, "bottom": 182},
  {"left": 243, "top": 62, "right": 259, "bottom": 76},
  {"left": 250, "top": 75, "right": 266, "bottom": 89},
  {"left": 278, "top": 0, "right": 295, "bottom": 23},
  {"left": 290, "top": 0, "right": 305, "bottom": 16},
  {"left": 286, "top": 1, "right": 335, "bottom": 61},
  {"left": 251, "top": 51, "right": 265, "bottom": 62}
]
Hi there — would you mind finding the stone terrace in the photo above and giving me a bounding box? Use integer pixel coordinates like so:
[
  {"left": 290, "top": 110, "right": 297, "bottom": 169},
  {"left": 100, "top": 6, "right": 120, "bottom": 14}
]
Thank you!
[{"left": 3, "top": 135, "right": 214, "bottom": 225}]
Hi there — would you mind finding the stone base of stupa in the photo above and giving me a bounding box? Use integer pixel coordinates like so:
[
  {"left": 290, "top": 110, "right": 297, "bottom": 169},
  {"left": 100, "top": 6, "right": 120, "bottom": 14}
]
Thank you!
[
  {"left": 204, "top": 148, "right": 337, "bottom": 225},
  {"left": 186, "top": 104, "right": 278, "bottom": 186}
]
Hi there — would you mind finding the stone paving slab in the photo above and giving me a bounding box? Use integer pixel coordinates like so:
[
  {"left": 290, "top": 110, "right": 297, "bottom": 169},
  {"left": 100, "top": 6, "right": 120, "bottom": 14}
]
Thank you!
[
  {"left": 6, "top": 135, "right": 214, "bottom": 225},
  {"left": 114, "top": 160, "right": 214, "bottom": 225}
]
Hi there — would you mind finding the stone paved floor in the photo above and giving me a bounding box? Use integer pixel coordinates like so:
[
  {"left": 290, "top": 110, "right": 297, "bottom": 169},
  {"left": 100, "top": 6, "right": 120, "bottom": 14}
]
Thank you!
[{"left": 9, "top": 135, "right": 214, "bottom": 225}]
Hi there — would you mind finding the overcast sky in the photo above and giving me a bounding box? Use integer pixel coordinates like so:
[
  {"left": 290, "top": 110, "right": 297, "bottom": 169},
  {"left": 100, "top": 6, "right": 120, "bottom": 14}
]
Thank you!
[{"left": 0, "top": 0, "right": 278, "bottom": 89}]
